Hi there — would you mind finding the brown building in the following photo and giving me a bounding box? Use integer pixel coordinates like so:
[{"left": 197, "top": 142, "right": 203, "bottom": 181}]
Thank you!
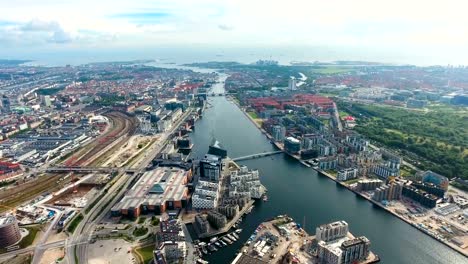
[{"left": 0, "top": 215, "right": 21, "bottom": 248}]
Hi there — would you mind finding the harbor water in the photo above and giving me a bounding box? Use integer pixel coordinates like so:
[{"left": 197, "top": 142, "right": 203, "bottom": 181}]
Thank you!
[{"left": 188, "top": 75, "right": 467, "bottom": 264}]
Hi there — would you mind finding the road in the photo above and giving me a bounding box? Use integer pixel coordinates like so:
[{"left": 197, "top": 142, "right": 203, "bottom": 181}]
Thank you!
[
  {"left": 66, "top": 108, "right": 193, "bottom": 264},
  {"left": 66, "top": 172, "right": 130, "bottom": 264},
  {"left": 31, "top": 207, "right": 64, "bottom": 264}
]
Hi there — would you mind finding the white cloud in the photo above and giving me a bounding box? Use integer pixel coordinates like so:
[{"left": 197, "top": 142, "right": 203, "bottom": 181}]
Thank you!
[{"left": 0, "top": 0, "right": 467, "bottom": 63}]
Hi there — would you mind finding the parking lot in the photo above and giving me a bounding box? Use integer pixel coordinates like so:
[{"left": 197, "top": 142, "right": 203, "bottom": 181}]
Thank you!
[{"left": 88, "top": 239, "right": 136, "bottom": 264}]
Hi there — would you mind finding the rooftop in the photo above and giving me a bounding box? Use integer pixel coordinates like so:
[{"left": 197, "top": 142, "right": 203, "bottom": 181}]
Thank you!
[{"left": 112, "top": 167, "right": 188, "bottom": 211}]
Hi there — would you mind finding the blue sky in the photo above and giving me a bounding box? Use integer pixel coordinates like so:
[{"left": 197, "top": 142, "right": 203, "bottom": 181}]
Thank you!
[{"left": 0, "top": 0, "right": 467, "bottom": 65}]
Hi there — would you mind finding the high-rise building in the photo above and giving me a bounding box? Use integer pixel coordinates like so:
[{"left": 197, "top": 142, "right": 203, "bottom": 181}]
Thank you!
[
  {"left": 372, "top": 182, "right": 402, "bottom": 202},
  {"left": 284, "top": 137, "right": 301, "bottom": 154},
  {"left": 272, "top": 125, "right": 286, "bottom": 142},
  {"left": 288, "top": 78, "right": 297, "bottom": 90},
  {"left": 208, "top": 139, "right": 227, "bottom": 158},
  {"left": 207, "top": 210, "right": 227, "bottom": 229},
  {"left": 0, "top": 215, "right": 21, "bottom": 248},
  {"left": 356, "top": 179, "right": 383, "bottom": 192},
  {"left": 192, "top": 180, "right": 220, "bottom": 209},
  {"left": 1, "top": 95, "right": 10, "bottom": 113},
  {"left": 316, "top": 221, "right": 349, "bottom": 242},
  {"left": 200, "top": 154, "right": 222, "bottom": 182},
  {"left": 337, "top": 168, "right": 358, "bottom": 182},
  {"left": 41, "top": 95, "right": 52, "bottom": 107},
  {"left": 340, "top": 236, "right": 371, "bottom": 264}
]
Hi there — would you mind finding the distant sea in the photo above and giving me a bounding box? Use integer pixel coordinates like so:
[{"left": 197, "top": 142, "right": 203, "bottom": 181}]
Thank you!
[{"left": 2, "top": 46, "right": 447, "bottom": 67}]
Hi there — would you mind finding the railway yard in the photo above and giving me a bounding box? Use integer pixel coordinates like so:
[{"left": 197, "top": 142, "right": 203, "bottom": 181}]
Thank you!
[{"left": 0, "top": 111, "right": 139, "bottom": 214}]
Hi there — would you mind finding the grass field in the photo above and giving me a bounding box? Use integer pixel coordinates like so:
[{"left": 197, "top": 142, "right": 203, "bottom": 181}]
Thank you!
[
  {"left": 247, "top": 111, "right": 259, "bottom": 119},
  {"left": 135, "top": 245, "right": 155, "bottom": 264},
  {"left": 344, "top": 178, "right": 361, "bottom": 185},
  {"left": 133, "top": 227, "right": 148, "bottom": 237},
  {"left": 19, "top": 225, "right": 42, "bottom": 248},
  {"left": 67, "top": 213, "right": 83, "bottom": 234}
]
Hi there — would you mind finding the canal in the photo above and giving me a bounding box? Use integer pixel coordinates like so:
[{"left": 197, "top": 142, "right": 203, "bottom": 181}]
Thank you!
[{"left": 188, "top": 75, "right": 467, "bottom": 264}]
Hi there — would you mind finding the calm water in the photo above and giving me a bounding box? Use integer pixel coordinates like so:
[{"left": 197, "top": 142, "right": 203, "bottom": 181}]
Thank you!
[{"left": 189, "top": 81, "right": 467, "bottom": 264}]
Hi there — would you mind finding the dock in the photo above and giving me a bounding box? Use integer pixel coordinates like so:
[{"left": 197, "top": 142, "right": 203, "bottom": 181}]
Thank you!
[
  {"left": 197, "top": 200, "right": 255, "bottom": 239},
  {"left": 231, "top": 215, "right": 380, "bottom": 264}
]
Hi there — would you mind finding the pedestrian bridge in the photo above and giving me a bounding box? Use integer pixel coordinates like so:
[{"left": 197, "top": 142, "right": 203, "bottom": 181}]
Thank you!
[{"left": 231, "top": 151, "right": 283, "bottom": 162}]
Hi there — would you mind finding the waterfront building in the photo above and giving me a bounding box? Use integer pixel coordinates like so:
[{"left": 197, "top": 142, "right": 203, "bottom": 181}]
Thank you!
[
  {"left": 318, "top": 156, "right": 338, "bottom": 170},
  {"left": 340, "top": 236, "right": 371, "bottom": 264},
  {"left": 207, "top": 210, "right": 227, "bottom": 229},
  {"left": 223, "top": 195, "right": 250, "bottom": 209},
  {"left": 192, "top": 180, "right": 220, "bottom": 210},
  {"left": 372, "top": 182, "right": 402, "bottom": 202},
  {"left": 208, "top": 139, "right": 227, "bottom": 158},
  {"left": 200, "top": 154, "right": 222, "bottom": 182},
  {"left": 317, "top": 241, "right": 342, "bottom": 264},
  {"left": 420, "top": 171, "right": 449, "bottom": 191},
  {"left": 284, "top": 136, "right": 301, "bottom": 154},
  {"left": 272, "top": 125, "right": 286, "bottom": 142},
  {"left": 194, "top": 214, "right": 209, "bottom": 234},
  {"left": 411, "top": 181, "right": 446, "bottom": 198},
  {"left": 402, "top": 185, "right": 438, "bottom": 208},
  {"left": 316, "top": 221, "right": 349, "bottom": 242},
  {"left": 356, "top": 179, "right": 383, "bottom": 192},
  {"left": 229, "top": 166, "right": 265, "bottom": 199},
  {"left": 0, "top": 215, "right": 22, "bottom": 248},
  {"left": 337, "top": 168, "right": 358, "bottom": 182},
  {"left": 217, "top": 204, "right": 239, "bottom": 219}
]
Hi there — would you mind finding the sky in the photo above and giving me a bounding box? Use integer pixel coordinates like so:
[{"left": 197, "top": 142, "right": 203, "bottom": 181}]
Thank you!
[{"left": 0, "top": 0, "right": 467, "bottom": 65}]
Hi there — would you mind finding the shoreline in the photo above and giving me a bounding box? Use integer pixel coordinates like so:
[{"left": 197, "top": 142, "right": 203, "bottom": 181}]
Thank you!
[{"left": 229, "top": 95, "right": 468, "bottom": 258}]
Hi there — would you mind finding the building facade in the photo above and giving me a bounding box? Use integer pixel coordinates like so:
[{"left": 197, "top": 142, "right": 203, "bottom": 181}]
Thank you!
[
  {"left": 316, "top": 221, "right": 349, "bottom": 242},
  {"left": 0, "top": 215, "right": 21, "bottom": 248}
]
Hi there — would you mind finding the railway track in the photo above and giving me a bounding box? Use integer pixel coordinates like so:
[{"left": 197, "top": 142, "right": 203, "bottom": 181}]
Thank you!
[{"left": 0, "top": 111, "right": 139, "bottom": 213}]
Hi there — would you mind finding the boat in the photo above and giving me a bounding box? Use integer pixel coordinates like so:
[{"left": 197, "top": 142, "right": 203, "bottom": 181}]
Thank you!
[
  {"left": 235, "top": 229, "right": 242, "bottom": 234},
  {"left": 231, "top": 233, "right": 240, "bottom": 240},
  {"left": 208, "top": 244, "right": 217, "bottom": 252},
  {"left": 263, "top": 195, "right": 268, "bottom": 202},
  {"left": 199, "top": 242, "right": 208, "bottom": 255},
  {"left": 214, "top": 241, "right": 222, "bottom": 248},
  {"left": 220, "top": 240, "right": 228, "bottom": 247},
  {"left": 222, "top": 237, "right": 233, "bottom": 244},
  {"left": 227, "top": 234, "right": 237, "bottom": 241},
  {"left": 197, "top": 259, "right": 209, "bottom": 264},
  {"left": 209, "top": 237, "right": 218, "bottom": 243}
]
